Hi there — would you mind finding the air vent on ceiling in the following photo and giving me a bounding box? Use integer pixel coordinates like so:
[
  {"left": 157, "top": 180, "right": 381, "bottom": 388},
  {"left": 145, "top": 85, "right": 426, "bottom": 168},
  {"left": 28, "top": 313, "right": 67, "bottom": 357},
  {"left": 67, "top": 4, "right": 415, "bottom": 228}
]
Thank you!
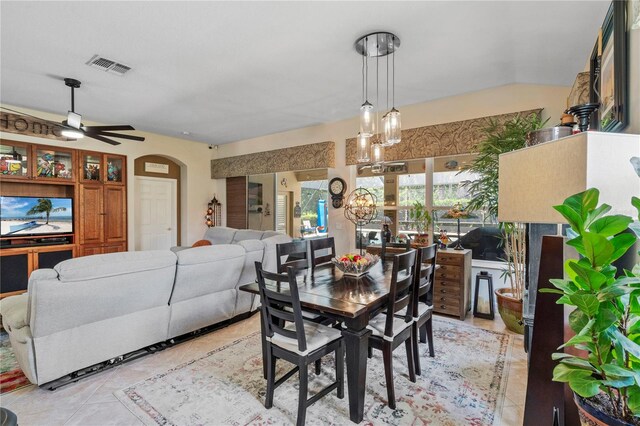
[{"left": 85, "top": 54, "right": 132, "bottom": 76}]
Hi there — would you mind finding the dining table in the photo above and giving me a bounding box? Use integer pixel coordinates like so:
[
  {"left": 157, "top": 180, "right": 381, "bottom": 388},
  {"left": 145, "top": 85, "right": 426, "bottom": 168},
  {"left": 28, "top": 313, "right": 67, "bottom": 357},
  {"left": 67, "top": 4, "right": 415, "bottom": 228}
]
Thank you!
[{"left": 239, "top": 261, "right": 395, "bottom": 424}]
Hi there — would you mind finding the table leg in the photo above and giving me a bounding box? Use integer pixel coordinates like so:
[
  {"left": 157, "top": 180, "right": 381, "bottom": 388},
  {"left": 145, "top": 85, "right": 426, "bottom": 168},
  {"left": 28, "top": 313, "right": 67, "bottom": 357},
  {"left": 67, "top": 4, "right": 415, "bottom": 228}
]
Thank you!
[{"left": 342, "top": 325, "right": 371, "bottom": 423}]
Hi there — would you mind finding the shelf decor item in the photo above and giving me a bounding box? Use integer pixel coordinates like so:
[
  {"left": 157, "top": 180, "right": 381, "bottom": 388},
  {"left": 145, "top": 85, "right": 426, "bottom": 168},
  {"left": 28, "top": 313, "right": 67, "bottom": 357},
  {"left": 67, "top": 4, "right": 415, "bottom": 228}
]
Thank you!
[
  {"left": 205, "top": 196, "right": 222, "bottom": 228},
  {"left": 441, "top": 204, "right": 472, "bottom": 250},
  {"left": 332, "top": 253, "right": 379, "bottom": 277}
]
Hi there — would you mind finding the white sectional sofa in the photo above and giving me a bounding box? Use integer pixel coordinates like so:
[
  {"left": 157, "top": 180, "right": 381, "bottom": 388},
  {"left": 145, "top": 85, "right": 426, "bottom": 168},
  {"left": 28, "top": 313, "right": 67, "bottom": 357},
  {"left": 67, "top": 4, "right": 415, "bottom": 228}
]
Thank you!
[{"left": 0, "top": 227, "right": 291, "bottom": 386}]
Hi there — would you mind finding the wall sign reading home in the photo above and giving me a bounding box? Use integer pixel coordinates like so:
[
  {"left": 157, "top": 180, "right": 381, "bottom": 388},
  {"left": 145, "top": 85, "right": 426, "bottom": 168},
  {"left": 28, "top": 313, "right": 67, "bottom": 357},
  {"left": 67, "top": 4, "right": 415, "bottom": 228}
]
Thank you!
[{"left": 0, "top": 112, "right": 68, "bottom": 141}]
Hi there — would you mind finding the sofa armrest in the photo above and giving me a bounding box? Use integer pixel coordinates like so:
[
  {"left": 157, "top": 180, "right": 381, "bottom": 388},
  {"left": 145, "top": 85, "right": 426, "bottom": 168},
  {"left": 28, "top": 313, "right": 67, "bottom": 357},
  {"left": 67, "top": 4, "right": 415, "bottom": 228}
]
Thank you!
[{"left": 170, "top": 246, "right": 191, "bottom": 253}]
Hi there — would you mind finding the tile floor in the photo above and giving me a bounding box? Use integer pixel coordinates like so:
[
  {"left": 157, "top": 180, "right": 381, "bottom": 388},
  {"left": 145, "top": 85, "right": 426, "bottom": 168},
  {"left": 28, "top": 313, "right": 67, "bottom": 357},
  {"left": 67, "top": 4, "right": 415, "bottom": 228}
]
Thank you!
[{"left": 0, "top": 313, "right": 527, "bottom": 425}]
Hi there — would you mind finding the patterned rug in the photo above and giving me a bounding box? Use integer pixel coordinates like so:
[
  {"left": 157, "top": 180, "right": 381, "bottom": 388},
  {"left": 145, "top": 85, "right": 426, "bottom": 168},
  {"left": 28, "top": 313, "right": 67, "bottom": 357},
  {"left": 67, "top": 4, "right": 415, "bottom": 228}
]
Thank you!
[
  {"left": 0, "top": 331, "right": 31, "bottom": 394},
  {"left": 115, "top": 318, "right": 512, "bottom": 425}
]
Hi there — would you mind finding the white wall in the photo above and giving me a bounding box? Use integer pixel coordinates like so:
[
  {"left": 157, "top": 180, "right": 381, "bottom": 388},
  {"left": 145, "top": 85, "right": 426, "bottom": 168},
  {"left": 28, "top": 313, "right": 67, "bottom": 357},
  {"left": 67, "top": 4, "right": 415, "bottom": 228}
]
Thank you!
[
  {"left": 1, "top": 104, "right": 215, "bottom": 248},
  {"left": 212, "top": 83, "right": 571, "bottom": 255}
]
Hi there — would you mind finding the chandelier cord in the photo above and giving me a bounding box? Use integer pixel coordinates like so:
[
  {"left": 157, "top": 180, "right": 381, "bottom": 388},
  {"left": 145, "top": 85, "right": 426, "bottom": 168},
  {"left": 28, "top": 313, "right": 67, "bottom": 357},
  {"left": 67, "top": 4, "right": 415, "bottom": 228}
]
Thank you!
[
  {"left": 386, "top": 46, "right": 389, "bottom": 111},
  {"left": 362, "top": 44, "right": 365, "bottom": 104},
  {"left": 376, "top": 45, "right": 379, "bottom": 143},
  {"left": 392, "top": 36, "right": 396, "bottom": 108}
]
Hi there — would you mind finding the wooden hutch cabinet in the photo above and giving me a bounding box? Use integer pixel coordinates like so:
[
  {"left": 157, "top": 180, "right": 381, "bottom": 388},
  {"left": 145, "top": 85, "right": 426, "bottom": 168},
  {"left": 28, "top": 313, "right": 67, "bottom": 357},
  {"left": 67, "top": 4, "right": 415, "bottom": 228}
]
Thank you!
[
  {"left": 77, "top": 151, "right": 127, "bottom": 256},
  {"left": 0, "top": 140, "right": 128, "bottom": 298}
]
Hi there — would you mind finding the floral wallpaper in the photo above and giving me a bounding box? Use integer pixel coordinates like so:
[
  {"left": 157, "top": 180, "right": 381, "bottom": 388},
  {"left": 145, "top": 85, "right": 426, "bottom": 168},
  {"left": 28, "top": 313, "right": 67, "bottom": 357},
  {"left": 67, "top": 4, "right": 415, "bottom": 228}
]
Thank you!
[
  {"left": 345, "top": 109, "right": 542, "bottom": 165},
  {"left": 211, "top": 141, "right": 335, "bottom": 178}
]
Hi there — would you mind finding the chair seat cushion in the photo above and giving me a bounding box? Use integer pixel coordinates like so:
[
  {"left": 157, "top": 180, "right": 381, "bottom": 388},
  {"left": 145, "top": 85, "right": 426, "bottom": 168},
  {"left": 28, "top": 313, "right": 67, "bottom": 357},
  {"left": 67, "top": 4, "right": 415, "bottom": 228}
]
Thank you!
[
  {"left": 394, "top": 303, "right": 433, "bottom": 320},
  {"left": 367, "top": 313, "right": 411, "bottom": 341},
  {"left": 271, "top": 321, "right": 342, "bottom": 355}
]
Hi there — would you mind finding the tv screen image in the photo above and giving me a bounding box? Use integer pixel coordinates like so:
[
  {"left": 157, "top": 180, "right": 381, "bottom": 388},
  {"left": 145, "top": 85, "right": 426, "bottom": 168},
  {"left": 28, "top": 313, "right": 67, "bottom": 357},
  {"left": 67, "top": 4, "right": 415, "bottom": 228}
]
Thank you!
[{"left": 0, "top": 196, "right": 73, "bottom": 237}]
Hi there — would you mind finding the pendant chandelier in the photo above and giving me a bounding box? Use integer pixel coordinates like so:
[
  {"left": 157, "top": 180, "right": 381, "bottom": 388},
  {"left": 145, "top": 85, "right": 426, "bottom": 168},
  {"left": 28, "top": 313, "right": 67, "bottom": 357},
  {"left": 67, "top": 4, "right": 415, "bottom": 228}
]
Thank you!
[{"left": 354, "top": 32, "right": 401, "bottom": 169}]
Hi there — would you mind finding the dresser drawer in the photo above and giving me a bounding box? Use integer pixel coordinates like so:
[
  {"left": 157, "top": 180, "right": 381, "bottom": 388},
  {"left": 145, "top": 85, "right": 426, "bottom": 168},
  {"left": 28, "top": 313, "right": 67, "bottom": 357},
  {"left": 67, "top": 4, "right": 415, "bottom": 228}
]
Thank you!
[
  {"left": 434, "top": 299, "right": 460, "bottom": 316},
  {"left": 437, "top": 251, "right": 464, "bottom": 266},
  {"left": 435, "top": 264, "right": 462, "bottom": 281},
  {"left": 434, "top": 278, "right": 461, "bottom": 290}
]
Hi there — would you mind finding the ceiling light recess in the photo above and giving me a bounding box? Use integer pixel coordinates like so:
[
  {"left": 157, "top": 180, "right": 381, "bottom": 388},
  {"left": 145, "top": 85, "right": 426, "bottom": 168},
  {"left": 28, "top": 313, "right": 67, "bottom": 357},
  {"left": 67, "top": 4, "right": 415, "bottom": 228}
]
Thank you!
[{"left": 354, "top": 32, "right": 401, "bottom": 170}]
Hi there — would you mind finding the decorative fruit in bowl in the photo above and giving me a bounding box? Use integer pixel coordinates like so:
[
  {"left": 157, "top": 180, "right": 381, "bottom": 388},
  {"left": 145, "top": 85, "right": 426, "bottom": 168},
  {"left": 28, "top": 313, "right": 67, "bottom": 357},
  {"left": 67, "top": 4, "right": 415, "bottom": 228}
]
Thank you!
[{"left": 332, "top": 253, "right": 380, "bottom": 276}]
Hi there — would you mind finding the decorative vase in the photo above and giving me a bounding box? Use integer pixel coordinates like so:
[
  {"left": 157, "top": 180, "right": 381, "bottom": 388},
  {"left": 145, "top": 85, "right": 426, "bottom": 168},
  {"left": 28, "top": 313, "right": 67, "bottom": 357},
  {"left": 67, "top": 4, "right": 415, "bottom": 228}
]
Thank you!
[
  {"left": 412, "top": 233, "right": 429, "bottom": 247},
  {"left": 573, "top": 393, "right": 634, "bottom": 426},
  {"left": 495, "top": 288, "right": 524, "bottom": 334}
]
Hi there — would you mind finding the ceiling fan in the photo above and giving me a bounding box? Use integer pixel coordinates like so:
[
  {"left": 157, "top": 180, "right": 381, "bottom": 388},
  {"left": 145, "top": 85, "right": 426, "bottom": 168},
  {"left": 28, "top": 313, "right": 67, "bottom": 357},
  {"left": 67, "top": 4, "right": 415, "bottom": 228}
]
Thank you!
[{"left": 3, "top": 78, "right": 145, "bottom": 146}]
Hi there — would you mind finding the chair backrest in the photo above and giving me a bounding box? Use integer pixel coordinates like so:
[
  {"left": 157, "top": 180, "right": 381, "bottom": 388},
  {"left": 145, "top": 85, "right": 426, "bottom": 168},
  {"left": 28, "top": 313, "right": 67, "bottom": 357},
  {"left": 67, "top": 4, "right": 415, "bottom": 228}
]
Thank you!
[
  {"left": 383, "top": 250, "right": 416, "bottom": 338},
  {"left": 309, "top": 237, "right": 336, "bottom": 268},
  {"left": 412, "top": 244, "right": 437, "bottom": 317},
  {"left": 276, "top": 240, "right": 309, "bottom": 273},
  {"left": 255, "top": 262, "right": 308, "bottom": 353}
]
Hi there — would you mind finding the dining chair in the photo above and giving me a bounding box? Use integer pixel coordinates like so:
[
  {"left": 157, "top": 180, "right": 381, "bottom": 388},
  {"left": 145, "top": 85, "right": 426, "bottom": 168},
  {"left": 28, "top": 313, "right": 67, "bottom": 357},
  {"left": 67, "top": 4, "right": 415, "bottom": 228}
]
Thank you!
[
  {"left": 367, "top": 249, "right": 417, "bottom": 409},
  {"left": 309, "top": 237, "right": 336, "bottom": 269},
  {"left": 410, "top": 244, "right": 437, "bottom": 375},
  {"left": 255, "top": 262, "right": 344, "bottom": 426},
  {"left": 276, "top": 240, "right": 309, "bottom": 273}
]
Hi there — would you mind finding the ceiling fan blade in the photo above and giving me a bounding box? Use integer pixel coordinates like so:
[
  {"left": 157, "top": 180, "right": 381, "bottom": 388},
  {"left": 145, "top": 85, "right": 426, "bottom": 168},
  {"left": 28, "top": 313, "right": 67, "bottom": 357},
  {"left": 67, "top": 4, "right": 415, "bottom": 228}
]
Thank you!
[
  {"left": 88, "top": 134, "right": 121, "bottom": 146},
  {"left": 93, "top": 131, "right": 145, "bottom": 141},
  {"left": 83, "top": 125, "right": 135, "bottom": 132}
]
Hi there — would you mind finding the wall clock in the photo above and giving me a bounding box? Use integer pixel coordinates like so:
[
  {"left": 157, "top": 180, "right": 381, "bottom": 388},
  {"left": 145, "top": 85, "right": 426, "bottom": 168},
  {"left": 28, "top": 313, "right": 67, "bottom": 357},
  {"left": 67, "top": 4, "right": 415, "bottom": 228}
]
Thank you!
[{"left": 328, "top": 177, "right": 347, "bottom": 208}]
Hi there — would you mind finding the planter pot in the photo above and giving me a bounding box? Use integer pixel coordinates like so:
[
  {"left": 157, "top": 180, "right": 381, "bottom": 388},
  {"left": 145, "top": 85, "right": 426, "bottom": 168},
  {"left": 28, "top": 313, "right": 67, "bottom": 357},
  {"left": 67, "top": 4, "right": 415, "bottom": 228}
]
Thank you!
[
  {"left": 412, "top": 233, "right": 429, "bottom": 247},
  {"left": 573, "top": 393, "right": 635, "bottom": 426},
  {"left": 495, "top": 288, "right": 524, "bottom": 334}
]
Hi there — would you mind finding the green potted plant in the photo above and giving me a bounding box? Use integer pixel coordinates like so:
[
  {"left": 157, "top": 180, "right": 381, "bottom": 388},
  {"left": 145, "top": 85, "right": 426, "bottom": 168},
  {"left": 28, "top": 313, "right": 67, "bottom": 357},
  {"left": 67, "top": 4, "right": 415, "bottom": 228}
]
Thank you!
[
  {"left": 462, "top": 113, "right": 546, "bottom": 333},
  {"left": 408, "top": 201, "right": 432, "bottom": 246},
  {"left": 541, "top": 189, "right": 640, "bottom": 425}
]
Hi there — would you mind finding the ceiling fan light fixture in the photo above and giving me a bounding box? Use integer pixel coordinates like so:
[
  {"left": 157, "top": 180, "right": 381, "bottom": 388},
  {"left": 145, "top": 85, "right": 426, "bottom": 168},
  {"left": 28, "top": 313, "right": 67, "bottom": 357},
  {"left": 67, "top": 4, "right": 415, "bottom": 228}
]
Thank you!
[{"left": 61, "top": 128, "right": 84, "bottom": 139}]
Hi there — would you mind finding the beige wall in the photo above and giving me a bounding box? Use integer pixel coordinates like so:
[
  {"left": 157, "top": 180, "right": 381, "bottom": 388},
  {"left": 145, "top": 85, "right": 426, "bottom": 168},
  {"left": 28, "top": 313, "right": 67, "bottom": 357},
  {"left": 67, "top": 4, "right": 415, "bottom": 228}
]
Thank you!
[
  {"left": 213, "top": 83, "right": 571, "bottom": 254},
  {"left": 1, "top": 104, "right": 215, "bottom": 248}
]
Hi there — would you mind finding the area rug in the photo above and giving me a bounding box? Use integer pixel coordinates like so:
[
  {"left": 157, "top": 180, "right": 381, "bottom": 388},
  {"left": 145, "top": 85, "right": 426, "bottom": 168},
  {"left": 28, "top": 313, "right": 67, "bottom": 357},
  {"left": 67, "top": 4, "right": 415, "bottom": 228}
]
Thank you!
[
  {"left": 0, "top": 331, "right": 31, "bottom": 394},
  {"left": 115, "top": 318, "right": 512, "bottom": 425}
]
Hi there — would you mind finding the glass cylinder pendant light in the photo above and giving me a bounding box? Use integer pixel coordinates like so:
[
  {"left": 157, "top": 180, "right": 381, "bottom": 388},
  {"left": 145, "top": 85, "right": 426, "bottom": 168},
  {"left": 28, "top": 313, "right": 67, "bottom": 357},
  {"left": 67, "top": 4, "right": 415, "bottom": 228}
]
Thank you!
[
  {"left": 371, "top": 143, "right": 384, "bottom": 174},
  {"left": 356, "top": 132, "right": 371, "bottom": 162},
  {"left": 360, "top": 101, "right": 375, "bottom": 136},
  {"left": 385, "top": 107, "right": 401, "bottom": 145}
]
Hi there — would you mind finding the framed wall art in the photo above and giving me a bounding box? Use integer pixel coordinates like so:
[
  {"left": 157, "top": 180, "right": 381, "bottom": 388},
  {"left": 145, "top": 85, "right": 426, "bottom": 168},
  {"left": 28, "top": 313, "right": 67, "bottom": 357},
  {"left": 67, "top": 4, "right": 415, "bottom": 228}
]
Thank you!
[{"left": 589, "top": 0, "right": 628, "bottom": 132}]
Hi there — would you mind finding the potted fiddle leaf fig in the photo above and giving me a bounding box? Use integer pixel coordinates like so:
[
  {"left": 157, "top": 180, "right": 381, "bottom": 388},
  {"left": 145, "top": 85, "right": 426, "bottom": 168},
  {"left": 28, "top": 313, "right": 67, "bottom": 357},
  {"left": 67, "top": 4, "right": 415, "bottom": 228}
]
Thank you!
[
  {"left": 541, "top": 189, "right": 640, "bottom": 425},
  {"left": 408, "top": 201, "right": 432, "bottom": 246}
]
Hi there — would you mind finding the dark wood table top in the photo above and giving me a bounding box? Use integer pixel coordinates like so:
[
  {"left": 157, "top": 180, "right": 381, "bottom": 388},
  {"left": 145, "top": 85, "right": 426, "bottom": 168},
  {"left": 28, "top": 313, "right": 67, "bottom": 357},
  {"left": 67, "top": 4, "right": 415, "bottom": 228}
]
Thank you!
[{"left": 239, "top": 263, "right": 393, "bottom": 319}]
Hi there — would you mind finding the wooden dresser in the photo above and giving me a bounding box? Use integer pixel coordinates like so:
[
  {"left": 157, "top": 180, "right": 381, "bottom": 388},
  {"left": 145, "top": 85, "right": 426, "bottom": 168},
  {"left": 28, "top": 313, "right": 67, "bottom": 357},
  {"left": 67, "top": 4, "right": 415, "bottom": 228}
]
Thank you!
[{"left": 434, "top": 249, "right": 472, "bottom": 320}]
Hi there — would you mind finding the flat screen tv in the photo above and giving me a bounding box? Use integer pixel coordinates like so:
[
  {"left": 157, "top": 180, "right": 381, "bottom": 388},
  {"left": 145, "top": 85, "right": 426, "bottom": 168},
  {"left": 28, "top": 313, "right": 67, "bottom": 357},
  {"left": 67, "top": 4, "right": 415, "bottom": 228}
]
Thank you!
[{"left": 0, "top": 196, "right": 73, "bottom": 237}]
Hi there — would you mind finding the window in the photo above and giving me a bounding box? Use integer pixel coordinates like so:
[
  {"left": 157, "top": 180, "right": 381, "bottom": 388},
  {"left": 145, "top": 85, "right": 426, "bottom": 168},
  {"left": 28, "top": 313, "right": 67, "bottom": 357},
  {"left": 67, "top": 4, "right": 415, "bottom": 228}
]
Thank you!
[
  {"left": 300, "top": 180, "right": 328, "bottom": 228},
  {"left": 397, "top": 174, "right": 425, "bottom": 235}
]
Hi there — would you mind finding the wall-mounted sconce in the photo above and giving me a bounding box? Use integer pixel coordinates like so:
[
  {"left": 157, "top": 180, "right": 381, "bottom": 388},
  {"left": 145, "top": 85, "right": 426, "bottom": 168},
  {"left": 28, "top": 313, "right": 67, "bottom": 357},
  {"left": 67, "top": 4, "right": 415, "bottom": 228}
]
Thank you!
[
  {"left": 205, "top": 195, "right": 222, "bottom": 227},
  {"left": 280, "top": 178, "right": 288, "bottom": 188},
  {"left": 263, "top": 203, "right": 271, "bottom": 216}
]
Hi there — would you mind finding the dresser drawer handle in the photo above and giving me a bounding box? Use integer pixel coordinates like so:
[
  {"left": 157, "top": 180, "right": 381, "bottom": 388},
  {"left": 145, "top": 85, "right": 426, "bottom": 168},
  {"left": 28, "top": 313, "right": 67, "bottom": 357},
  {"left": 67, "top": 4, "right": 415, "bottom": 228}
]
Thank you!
[
  {"left": 440, "top": 289, "right": 447, "bottom": 293},
  {"left": 440, "top": 265, "right": 447, "bottom": 270},
  {"left": 440, "top": 297, "right": 446, "bottom": 301},
  {"left": 440, "top": 304, "right": 447, "bottom": 309},
  {"left": 440, "top": 274, "right": 446, "bottom": 279}
]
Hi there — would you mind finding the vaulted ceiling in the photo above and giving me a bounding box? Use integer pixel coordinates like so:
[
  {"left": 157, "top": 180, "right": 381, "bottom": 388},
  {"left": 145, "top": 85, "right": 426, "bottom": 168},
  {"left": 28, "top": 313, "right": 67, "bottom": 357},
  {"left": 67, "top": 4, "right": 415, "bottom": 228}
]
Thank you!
[{"left": 0, "top": 1, "right": 610, "bottom": 144}]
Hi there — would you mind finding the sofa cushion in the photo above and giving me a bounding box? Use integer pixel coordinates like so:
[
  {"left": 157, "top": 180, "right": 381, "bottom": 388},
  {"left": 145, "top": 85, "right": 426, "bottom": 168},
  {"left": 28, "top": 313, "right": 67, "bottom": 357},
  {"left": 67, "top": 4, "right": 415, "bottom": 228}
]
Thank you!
[
  {"left": 261, "top": 231, "right": 281, "bottom": 239},
  {"left": 54, "top": 250, "right": 177, "bottom": 282},
  {"left": 0, "top": 293, "right": 28, "bottom": 330},
  {"left": 232, "top": 229, "right": 265, "bottom": 242},
  {"left": 203, "top": 227, "right": 236, "bottom": 245}
]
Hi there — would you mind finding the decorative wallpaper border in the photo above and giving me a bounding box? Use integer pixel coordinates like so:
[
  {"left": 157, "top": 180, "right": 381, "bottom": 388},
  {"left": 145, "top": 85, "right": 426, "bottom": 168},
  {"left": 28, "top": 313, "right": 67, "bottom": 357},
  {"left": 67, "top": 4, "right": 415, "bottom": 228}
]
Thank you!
[
  {"left": 345, "top": 109, "right": 543, "bottom": 165},
  {"left": 211, "top": 141, "right": 335, "bottom": 178}
]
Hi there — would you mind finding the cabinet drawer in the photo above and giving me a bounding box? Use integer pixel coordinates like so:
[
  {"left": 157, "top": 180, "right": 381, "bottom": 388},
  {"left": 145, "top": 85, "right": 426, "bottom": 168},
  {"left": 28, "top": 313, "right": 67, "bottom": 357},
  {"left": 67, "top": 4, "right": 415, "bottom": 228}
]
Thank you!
[
  {"left": 437, "top": 252, "right": 464, "bottom": 266},
  {"left": 435, "top": 265, "right": 462, "bottom": 281},
  {"left": 434, "top": 282, "right": 461, "bottom": 296},
  {"left": 434, "top": 278, "right": 461, "bottom": 290},
  {"left": 434, "top": 301, "right": 460, "bottom": 316}
]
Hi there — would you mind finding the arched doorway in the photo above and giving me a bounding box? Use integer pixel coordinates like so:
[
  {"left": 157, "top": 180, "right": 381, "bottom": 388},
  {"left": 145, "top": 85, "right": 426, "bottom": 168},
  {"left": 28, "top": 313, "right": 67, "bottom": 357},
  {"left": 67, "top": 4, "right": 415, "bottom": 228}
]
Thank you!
[{"left": 134, "top": 155, "right": 182, "bottom": 250}]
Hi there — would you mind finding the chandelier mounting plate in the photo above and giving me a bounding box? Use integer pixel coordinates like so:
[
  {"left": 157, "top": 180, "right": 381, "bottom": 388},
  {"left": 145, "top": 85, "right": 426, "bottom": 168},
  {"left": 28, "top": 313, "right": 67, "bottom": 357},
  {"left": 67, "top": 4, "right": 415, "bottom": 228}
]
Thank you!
[{"left": 355, "top": 32, "right": 400, "bottom": 57}]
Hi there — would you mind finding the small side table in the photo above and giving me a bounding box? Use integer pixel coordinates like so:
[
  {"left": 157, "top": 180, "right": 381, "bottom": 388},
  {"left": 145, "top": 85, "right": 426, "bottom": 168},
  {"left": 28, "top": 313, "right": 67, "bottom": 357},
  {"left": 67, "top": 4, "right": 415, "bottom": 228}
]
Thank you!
[{"left": 473, "top": 271, "right": 495, "bottom": 320}]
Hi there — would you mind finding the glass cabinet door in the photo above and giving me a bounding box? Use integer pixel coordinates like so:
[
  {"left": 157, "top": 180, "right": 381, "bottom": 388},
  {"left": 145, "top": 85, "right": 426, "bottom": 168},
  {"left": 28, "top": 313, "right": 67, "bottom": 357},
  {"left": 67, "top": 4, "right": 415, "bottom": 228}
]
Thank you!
[
  {"left": 34, "top": 147, "right": 74, "bottom": 181},
  {"left": 105, "top": 155, "right": 125, "bottom": 184},
  {"left": 80, "top": 152, "right": 102, "bottom": 182},
  {"left": 0, "top": 142, "right": 30, "bottom": 178}
]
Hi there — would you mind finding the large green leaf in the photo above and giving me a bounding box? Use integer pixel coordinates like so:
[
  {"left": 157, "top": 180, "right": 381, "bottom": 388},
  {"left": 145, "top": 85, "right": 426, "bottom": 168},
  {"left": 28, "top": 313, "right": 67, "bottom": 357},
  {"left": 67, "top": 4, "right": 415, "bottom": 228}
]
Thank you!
[
  {"left": 594, "top": 308, "right": 618, "bottom": 332},
  {"left": 569, "top": 309, "right": 589, "bottom": 334},
  {"left": 564, "top": 189, "right": 600, "bottom": 222},
  {"left": 628, "top": 385, "right": 640, "bottom": 415},
  {"left": 588, "top": 215, "right": 633, "bottom": 237},
  {"left": 584, "top": 204, "right": 612, "bottom": 229},
  {"left": 569, "top": 294, "right": 600, "bottom": 316},
  {"left": 609, "top": 233, "right": 638, "bottom": 264},
  {"left": 553, "top": 363, "right": 592, "bottom": 382},
  {"left": 554, "top": 204, "right": 583, "bottom": 233},
  {"left": 568, "top": 375, "right": 602, "bottom": 398},
  {"left": 612, "top": 329, "right": 640, "bottom": 359},
  {"left": 601, "top": 376, "right": 635, "bottom": 387},
  {"left": 548, "top": 278, "right": 578, "bottom": 293},
  {"left": 632, "top": 196, "right": 640, "bottom": 221},
  {"left": 566, "top": 236, "right": 586, "bottom": 256},
  {"left": 582, "top": 232, "right": 614, "bottom": 267},
  {"left": 568, "top": 261, "right": 607, "bottom": 290}
]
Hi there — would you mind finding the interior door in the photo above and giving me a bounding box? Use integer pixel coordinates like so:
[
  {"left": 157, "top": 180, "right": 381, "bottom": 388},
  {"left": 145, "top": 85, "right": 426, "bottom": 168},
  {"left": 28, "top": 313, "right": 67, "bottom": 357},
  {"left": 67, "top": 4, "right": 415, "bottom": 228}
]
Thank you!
[
  {"left": 276, "top": 192, "right": 291, "bottom": 236},
  {"left": 79, "top": 184, "right": 104, "bottom": 245},
  {"left": 135, "top": 177, "right": 177, "bottom": 250}
]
